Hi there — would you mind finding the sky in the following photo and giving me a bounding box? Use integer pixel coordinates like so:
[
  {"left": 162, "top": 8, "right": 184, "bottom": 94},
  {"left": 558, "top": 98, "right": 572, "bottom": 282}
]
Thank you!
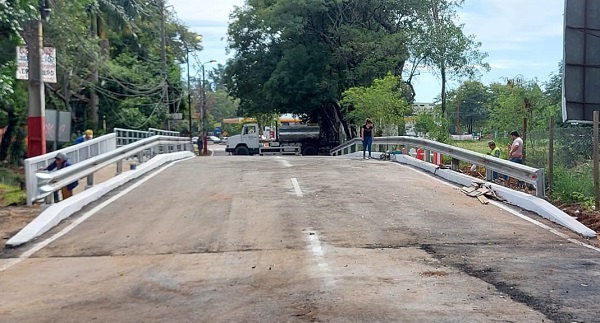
[{"left": 169, "top": 0, "right": 565, "bottom": 103}]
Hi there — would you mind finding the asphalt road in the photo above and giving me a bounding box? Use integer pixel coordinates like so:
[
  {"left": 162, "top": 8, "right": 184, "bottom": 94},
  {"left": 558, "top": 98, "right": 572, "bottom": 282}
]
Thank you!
[{"left": 1, "top": 155, "right": 600, "bottom": 323}]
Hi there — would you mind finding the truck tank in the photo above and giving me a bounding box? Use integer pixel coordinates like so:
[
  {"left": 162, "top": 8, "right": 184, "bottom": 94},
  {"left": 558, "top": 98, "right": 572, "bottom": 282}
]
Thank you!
[{"left": 278, "top": 125, "right": 321, "bottom": 143}]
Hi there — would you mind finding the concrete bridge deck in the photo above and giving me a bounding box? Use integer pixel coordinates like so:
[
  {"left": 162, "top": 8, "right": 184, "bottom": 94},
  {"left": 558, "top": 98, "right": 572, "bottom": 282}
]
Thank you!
[{"left": 1, "top": 154, "right": 599, "bottom": 322}]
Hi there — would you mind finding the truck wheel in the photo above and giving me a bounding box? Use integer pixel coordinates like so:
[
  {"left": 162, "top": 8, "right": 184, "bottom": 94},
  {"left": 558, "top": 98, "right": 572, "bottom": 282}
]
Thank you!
[
  {"left": 234, "top": 146, "right": 249, "bottom": 155},
  {"left": 302, "top": 146, "right": 318, "bottom": 156}
]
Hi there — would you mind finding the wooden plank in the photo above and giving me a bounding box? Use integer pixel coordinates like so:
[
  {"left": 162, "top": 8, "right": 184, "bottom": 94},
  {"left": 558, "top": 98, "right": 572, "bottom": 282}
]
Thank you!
[
  {"left": 461, "top": 186, "right": 477, "bottom": 194},
  {"left": 476, "top": 187, "right": 490, "bottom": 195},
  {"left": 477, "top": 195, "right": 489, "bottom": 205},
  {"left": 467, "top": 190, "right": 483, "bottom": 197}
]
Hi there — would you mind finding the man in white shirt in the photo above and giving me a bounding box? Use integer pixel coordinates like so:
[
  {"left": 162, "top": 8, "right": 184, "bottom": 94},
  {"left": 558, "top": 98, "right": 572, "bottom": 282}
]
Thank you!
[{"left": 508, "top": 131, "right": 523, "bottom": 164}]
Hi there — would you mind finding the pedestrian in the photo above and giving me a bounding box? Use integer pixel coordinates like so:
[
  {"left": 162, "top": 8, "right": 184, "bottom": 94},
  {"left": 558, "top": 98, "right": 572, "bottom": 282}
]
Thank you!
[
  {"left": 361, "top": 118, "right": 374, "bottom": 159},
  {"left": 75, "top": 129, "right": 93, "bottom": 144},
  {"left": 197, "top": 132, "right": 203, "bottom": 156},
  {"left": 487, "top": 140, "right": 501, "bottom": 180},
  {"left": 40, "top": 152, "right": 79, "bottom": 202},
  {"left": 506, "top": 131, "right": 524, "bottom": 188},
  {"left": 508, "top": 131, "right": 523, "bottom": 164}
]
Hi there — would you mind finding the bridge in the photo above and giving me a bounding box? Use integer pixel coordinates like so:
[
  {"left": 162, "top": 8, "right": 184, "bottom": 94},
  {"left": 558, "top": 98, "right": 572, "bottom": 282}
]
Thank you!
[{"left": 1, "top": 135, "right": 600, "bottom": 322}]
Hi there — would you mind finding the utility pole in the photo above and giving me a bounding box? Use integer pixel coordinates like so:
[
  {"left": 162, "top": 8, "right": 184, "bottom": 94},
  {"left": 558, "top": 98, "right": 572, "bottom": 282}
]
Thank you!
[
  {"left": 159, "top": 0, "right": 169, "bottom": 129},
  {"left": 202, "top": 64, "right": 207, "bottom": 155},
  {"left": 455, "top": 91, "right": 460, "bottom": 134},
  {"left": 26, "top": 20, "right": 46, "bottom": 157}
]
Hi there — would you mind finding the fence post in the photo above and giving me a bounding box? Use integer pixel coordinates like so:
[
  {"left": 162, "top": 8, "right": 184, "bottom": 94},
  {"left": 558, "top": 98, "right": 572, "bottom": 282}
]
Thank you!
[
  {"left": 593, "top": 111, "right": 599, "bottom": 211},
  {"left": 548, "top": 116, "right": 555, "bottom": 194},
  {"left": 522, "top": 117, "right": 527, "bottom": 163}
]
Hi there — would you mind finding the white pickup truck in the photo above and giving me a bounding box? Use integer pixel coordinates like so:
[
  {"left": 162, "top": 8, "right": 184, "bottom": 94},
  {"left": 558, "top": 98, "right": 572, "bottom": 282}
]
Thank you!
[{"left": 226, "top": 123, "right": 322, "bottom": 156}]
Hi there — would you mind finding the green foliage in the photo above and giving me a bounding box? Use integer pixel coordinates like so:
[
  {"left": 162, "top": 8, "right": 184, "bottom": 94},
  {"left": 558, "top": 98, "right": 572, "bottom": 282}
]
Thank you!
[
  {"left": 447, "top": 81, "right": 491, "bottom": 134},
  {"left": 551, "top": 165, "right": 595, "bottom": 209},
  {"left": 407, "top": 0, "right": 489, "bottom": 113},
  {"left": 0, "top": 183, "right": 26, "bottom": 206},
  {"left": 341, "top": 74, "right": 409, "bottom": 135},
  {"left": 414, "top": 113, "right": 447, "bottom": 143},
  {"left": 225, "top": 0, "right": 420, "bottom": 118}
]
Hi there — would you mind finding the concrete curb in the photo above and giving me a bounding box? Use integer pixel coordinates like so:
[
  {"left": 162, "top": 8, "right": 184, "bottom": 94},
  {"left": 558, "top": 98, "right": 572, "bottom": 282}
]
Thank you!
[
  {"left": 342, "top": 152, "right": 596, "bottom": 238},
  {"left": 7, "top": 151, "right": 195, "bottom": 247}
]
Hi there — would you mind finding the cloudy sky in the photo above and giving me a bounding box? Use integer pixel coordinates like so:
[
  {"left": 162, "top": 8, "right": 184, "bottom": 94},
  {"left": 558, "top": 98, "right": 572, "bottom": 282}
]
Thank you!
[{"left": 169, "top": 0, "right": 565, "bottom": 102}]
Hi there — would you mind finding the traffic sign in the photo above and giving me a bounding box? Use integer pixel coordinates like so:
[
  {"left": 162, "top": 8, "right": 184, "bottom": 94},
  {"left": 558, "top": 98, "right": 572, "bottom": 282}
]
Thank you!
[{"left": 16, "top": 46, "right": 57, "bottom": 83}]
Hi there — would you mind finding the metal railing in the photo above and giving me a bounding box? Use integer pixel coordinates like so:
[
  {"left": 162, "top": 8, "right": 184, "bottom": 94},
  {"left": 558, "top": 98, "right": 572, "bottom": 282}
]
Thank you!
[
  {"left": 33, "top": 136, "right": 193, "bottom": 204},
  {"left": 115, "top": 128, "right": 181, "bottom": 147},
  {"left": 331, "top": 137, "right": 546, "bottom": 198},
  {"left": 23, "top": 134, "right": 117, "bottom": 206}
]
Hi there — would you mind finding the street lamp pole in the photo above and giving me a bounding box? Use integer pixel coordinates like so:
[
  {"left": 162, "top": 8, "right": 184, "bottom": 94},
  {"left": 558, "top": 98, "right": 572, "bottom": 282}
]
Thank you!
[
  {"left": 187, "top": 50, "right": 192, "bottom": 140},
  {"left": 201, "top": 60, "right": 217, "bottom": 155}
]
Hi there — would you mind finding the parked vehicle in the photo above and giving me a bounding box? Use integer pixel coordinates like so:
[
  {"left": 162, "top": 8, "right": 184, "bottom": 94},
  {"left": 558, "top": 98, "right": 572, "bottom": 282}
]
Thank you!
[
  {"left": 208, "top": 135, "right": 221, "bottom": 144},
  {"left": 226, "top": 123, "right": 337, "bottom": 156}
]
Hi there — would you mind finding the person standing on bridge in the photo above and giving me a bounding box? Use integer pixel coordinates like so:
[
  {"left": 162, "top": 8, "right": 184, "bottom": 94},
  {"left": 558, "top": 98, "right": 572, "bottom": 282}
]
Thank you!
[{"left": 361, "top": 118, "right": 374, "bottom": 159}]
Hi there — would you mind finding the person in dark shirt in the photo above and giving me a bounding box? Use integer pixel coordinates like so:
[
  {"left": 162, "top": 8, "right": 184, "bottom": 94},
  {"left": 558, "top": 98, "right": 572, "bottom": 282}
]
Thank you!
[
  {"left": 361, "top": 118, "right": 374, "bottom": 159},
  {"left": 41, "top": 152, "right": 79, "bottom": 202}
]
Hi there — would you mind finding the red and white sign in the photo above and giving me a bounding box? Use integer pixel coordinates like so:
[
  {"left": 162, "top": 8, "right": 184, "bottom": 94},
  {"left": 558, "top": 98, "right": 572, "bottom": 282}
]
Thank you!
[{"left": 16, "top": 46, "right": 57, "bottom": 83}]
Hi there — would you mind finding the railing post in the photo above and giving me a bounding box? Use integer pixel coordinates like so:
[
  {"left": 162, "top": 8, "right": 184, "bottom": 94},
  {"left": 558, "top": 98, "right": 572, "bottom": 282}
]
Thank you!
[
  {"left": 116, "top": 159, "right": 123, "bottom": 175},
  {"left": 451, "top": 158, "right": 460, "bottom": 171},
  {"left": 486, "top": 169, "right": 494, "bottom": 182},
  {"left": 425, "top": 149, "right": 431, "bottom": 163},
  {"left": 535, "top": 169, "right": 545, "bottom": 198},
  {"left": 86, "top": 174, "right": 94, "bottom": 189}
]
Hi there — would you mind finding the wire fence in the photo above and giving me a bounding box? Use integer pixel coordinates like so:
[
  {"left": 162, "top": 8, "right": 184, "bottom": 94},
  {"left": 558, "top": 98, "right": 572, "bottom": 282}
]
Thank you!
[{"left": 527, "top": 127, "right": 597, "bottom": 205}]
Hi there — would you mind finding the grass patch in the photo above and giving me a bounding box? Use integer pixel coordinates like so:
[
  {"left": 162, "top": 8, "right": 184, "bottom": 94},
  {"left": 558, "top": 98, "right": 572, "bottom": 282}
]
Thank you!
[
  {"left": 550, "top": 164, "right": 596, "bottom": 209},
  {"left": 0, "top": 183, "right": 26, "bottom": 206}
]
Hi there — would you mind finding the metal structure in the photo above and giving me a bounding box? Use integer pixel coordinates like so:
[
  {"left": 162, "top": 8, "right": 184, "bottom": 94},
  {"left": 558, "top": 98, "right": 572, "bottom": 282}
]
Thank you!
[
  {"left": 115, "top": 127, "right": 180, "bottom": 147},
  {"left": 330, "top": 137, "right": 546, "bottom": 198},
  {"left": 563, "top": 0, "right": 600, "bottom": 123},
  {"left": 33, "top": 136, "right": 192, "bottom": 205}
]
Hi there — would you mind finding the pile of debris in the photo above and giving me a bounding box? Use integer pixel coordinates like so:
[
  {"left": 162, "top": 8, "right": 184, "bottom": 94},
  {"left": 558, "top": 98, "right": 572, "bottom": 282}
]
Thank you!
[{"left": 460, "top": 182, "right": 505, "bottom": 205}]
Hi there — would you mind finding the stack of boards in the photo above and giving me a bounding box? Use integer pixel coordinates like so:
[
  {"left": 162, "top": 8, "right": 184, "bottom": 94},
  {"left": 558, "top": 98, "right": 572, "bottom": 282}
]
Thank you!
[{"left": 461, "top": 182, "right": 505, "bottom": 205}]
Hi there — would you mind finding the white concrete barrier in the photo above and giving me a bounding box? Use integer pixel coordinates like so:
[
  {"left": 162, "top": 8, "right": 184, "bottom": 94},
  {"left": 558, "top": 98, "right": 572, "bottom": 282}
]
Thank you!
[
  {"left": 392, "top": 155, "right": 596, "bottom": 238},
  {"left": 7, "top": 151, "right": 195, "bottom": 247}
]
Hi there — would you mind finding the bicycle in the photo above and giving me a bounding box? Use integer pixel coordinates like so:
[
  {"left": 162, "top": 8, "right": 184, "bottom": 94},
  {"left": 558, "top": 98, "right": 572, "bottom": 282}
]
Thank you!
[{"left": 379, "top": 150, "right": 397, "bottom": 161}]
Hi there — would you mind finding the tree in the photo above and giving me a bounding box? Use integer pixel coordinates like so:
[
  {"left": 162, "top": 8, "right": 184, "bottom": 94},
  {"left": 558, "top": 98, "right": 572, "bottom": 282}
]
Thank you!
[
  {"left": 225, "top": 0, "right": 427, "bottom": 142},
  {"left": 407, "top": 0, "right": 489, "bottom": 113},
  {"left": 341, "top": 74, "right": 409, "bottom": 136},
  {"left": 446, "top": 81, "right": 491, "bottom": 134}
]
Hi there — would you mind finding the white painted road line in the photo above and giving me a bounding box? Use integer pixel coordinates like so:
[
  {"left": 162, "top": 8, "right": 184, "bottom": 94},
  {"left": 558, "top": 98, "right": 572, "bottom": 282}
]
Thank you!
[
  {"left": 0, "top": 157, "right": 193, "bottom": 273},
  {"left": 291, "top": 178, "right": 303, "bottom": 197},
  {"left": 307, "top": 230, "right": 335, "bottom": 287},
  {"left": 396, "top": 162, "right": 600, "bottom": 254}
]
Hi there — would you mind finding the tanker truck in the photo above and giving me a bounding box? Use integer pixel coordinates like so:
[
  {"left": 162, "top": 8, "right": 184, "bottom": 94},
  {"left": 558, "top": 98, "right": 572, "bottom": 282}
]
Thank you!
[{"left": 225, "top": 123, "right": 331, "bottom": 156}]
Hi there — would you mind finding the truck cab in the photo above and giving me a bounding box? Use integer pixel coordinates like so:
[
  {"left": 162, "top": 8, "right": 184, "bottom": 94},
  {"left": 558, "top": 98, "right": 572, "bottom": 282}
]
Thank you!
[
  {"left": 227, "top": 122, "right": 323, "bottom": 156},
  {"left": 226, "top": 123, "right": 261, "bottom": 155}
]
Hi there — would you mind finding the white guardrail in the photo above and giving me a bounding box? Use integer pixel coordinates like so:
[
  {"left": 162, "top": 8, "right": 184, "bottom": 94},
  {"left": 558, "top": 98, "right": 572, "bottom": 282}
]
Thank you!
[
  {"left": 330, "top": 137, "right": 546, "bottom": 198},
  {"left": 115, "top": 127, "right": 180, "bottom": 147},
  {"left": 32, "top": 135, "right": 192, "bottom": 205}
]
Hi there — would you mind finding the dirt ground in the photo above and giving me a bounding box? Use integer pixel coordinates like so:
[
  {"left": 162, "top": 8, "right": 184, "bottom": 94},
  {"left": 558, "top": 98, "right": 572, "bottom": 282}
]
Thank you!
[
  {"left": 561, "top": 205, "right": 600, "bottom": 233},
  {"left": 0, "top": 206, "right": 39, "bottom": 249}
]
